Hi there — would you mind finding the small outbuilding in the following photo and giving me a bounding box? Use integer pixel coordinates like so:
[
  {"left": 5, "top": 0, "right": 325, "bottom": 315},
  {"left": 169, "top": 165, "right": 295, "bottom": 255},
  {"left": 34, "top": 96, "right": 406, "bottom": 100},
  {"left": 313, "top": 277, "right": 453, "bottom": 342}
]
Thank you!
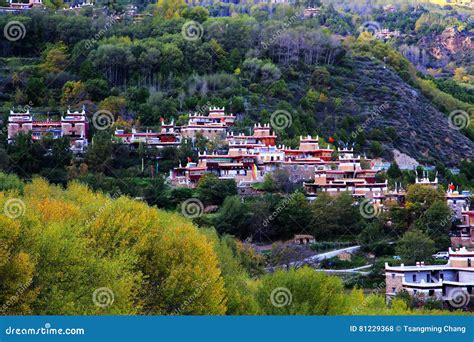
[{"left": 289, "top": 234, "right": 315, "bottom": 245}]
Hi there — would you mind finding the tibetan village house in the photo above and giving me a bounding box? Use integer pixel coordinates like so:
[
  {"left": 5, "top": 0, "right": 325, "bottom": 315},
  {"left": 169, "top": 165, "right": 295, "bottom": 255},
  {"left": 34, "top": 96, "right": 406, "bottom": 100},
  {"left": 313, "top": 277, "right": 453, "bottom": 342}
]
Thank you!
[
  {"left": 279, "top": 135, "right": 333, "bottom": 183},
  {"left": 385, "top": 247, "right": 474, "bottom": 307},
  {"left": 180, "top": 107, "right": 235, "bottom": 139},
  {"left": 447, "top": 187, "right": 474, "bottom": 248},
  {"left": 303, "top": 147, "right": 388, "bottom": 201},
  {"left": 169, "top": 123, "right": 277, "bottom": 187},
  {"left": 7, "top": 107, "right": 88, "bottom": 153}
]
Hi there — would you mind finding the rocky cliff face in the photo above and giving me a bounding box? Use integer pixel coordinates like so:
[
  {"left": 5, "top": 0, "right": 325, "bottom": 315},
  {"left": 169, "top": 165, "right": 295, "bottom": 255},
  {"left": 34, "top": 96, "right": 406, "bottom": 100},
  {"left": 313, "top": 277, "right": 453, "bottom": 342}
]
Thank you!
[
  {"left": 419, "top": 26, "right": 473, "bottom": 63},
  {"left": 320, "top": 57, "right": 473, "bottom": 166}
]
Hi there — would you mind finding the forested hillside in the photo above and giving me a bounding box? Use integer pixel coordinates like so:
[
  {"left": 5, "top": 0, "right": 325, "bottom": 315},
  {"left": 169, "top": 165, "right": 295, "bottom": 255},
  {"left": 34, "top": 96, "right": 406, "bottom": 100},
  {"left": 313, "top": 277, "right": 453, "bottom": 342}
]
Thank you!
[{"left": 0, "top": 2, "right": 472, "bottom": 169}]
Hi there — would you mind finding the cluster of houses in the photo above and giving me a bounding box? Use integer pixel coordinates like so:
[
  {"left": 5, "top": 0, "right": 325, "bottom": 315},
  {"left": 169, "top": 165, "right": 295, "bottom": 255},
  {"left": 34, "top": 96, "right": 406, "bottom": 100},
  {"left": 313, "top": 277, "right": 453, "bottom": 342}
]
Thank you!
[
  {"left": 169, "top": 126, "right": 335, "bottom": 188},
  {"left": 113, "top": 107, "right": 473, "bottom": 309},
  {"left": 113, "top": 106, "right": 235, "bottom": 148},
  {"left": 375, "top": 28, "right": 401, "bottom": 41}
]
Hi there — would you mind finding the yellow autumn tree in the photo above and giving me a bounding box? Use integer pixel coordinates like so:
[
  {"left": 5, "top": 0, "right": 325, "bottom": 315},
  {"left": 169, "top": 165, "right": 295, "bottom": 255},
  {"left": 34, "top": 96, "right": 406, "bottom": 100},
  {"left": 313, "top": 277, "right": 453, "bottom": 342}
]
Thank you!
[
  {"left": 1, "top": 177, "right": 227, "bottom": 315},
  {"left": 61, "top": 81, "right": 87, "bottom": 106},
  {"left": 40, "top": 42, "right": 69, "bottom": 74},
  {"left": 155, "top": 0, "right": 187, "bottom": 19},
  {"left": 0, "top": 210, "right": 37, "bottom": 315}
]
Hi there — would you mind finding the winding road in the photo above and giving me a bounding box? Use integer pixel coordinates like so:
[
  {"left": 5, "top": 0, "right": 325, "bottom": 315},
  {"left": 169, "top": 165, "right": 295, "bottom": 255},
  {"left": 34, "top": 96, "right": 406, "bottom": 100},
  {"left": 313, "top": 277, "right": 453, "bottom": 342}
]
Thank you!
[{"left": 288, "top": 245, "right": 361, "bottom": 267}]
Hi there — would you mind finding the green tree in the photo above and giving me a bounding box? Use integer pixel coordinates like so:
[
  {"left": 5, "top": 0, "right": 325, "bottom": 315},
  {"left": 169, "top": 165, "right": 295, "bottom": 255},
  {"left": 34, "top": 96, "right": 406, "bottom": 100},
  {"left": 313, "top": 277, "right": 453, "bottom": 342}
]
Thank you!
[
  {"left": 358, "top": 221, "right": 391, "bottom": 256},
  {"left": 370, "top": 141, "right": 383, "bottom": 158},
  {"left": 197, "top": 173, "right": 237, "bottom": 205},
  {"left": 311, "top": 192, "right": 363, "bottom": 239},
  {"left": 86, "top": 132, "right": 114, "bottom": 172},
  {"left": 413, "top": 201, "right": 452, "bottom": 250},
  {"left": 41, "top": 43, "right": 69, "bottom": 74},
  {"left": 311, "top": 66, "right": 330, "bottom": 88},
  {"left": 0, "top": 173, "right": 23, "bottom": 192},
  {"left": 275, "top": 192, "right": 313, "bottom": 239},
  {"left": 43, "top": 0, "right": 64, "bottom": 10},
  {"left": 183, "top": 6, "right": 209, "bottom": 22},
  {"left": 84, "top": 79, "right": 109, "bottom": 102},
  {"left": 256, "top": 267, "right": 347, "bottom": 315},
  {"left": 387, "top": 161, "right": 402, "bottom": 180},
  {"left": 203, "top": 230, "right": 260, "bottom": 315},
  {"left": 25, "top": 78, "right": 46, "bottom": 106},
  {"left": 214, "top": 196, "right": 252, "bottom": 237},
  {"left": 395, "top": 230, "right": 436, "bottom": 264},
  {"left": 405, "top": 184, "right": 444, "bottom": 219}
]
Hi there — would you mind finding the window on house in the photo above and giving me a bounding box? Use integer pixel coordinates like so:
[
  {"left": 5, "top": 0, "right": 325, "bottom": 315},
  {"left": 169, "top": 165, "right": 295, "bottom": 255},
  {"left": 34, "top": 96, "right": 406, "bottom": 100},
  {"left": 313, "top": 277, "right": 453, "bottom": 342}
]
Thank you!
[
  {"left": 440, "top": 273, "right": 444, "bottom": 280},
  {"left": 426, "top": 274, "right": 431, "bottom": 282},
  {"left": 468, "top": 259, "right": 472, "bottom": 267},
  {"left": 412, "top": 274, "right": 417, "bottom": 282},
  {"left": 392, "top": 274, "right": 395, "bottom": 279},
  {"left": 392, "top": 287, "right": 396, "bottom": 294},
  {"left": 429, "top": 290, "right": 434, "bottom": 296}
]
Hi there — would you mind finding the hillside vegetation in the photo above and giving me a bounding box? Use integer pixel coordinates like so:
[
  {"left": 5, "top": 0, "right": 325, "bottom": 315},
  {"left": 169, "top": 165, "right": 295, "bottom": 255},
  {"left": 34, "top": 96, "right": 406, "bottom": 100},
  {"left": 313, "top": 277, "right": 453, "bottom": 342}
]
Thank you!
[
  {"left": 0, "top": 4, "right": 472, "bottom": 168},
  {"left": 0, "top": 175, "right": 461, "bottom": 315}
]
